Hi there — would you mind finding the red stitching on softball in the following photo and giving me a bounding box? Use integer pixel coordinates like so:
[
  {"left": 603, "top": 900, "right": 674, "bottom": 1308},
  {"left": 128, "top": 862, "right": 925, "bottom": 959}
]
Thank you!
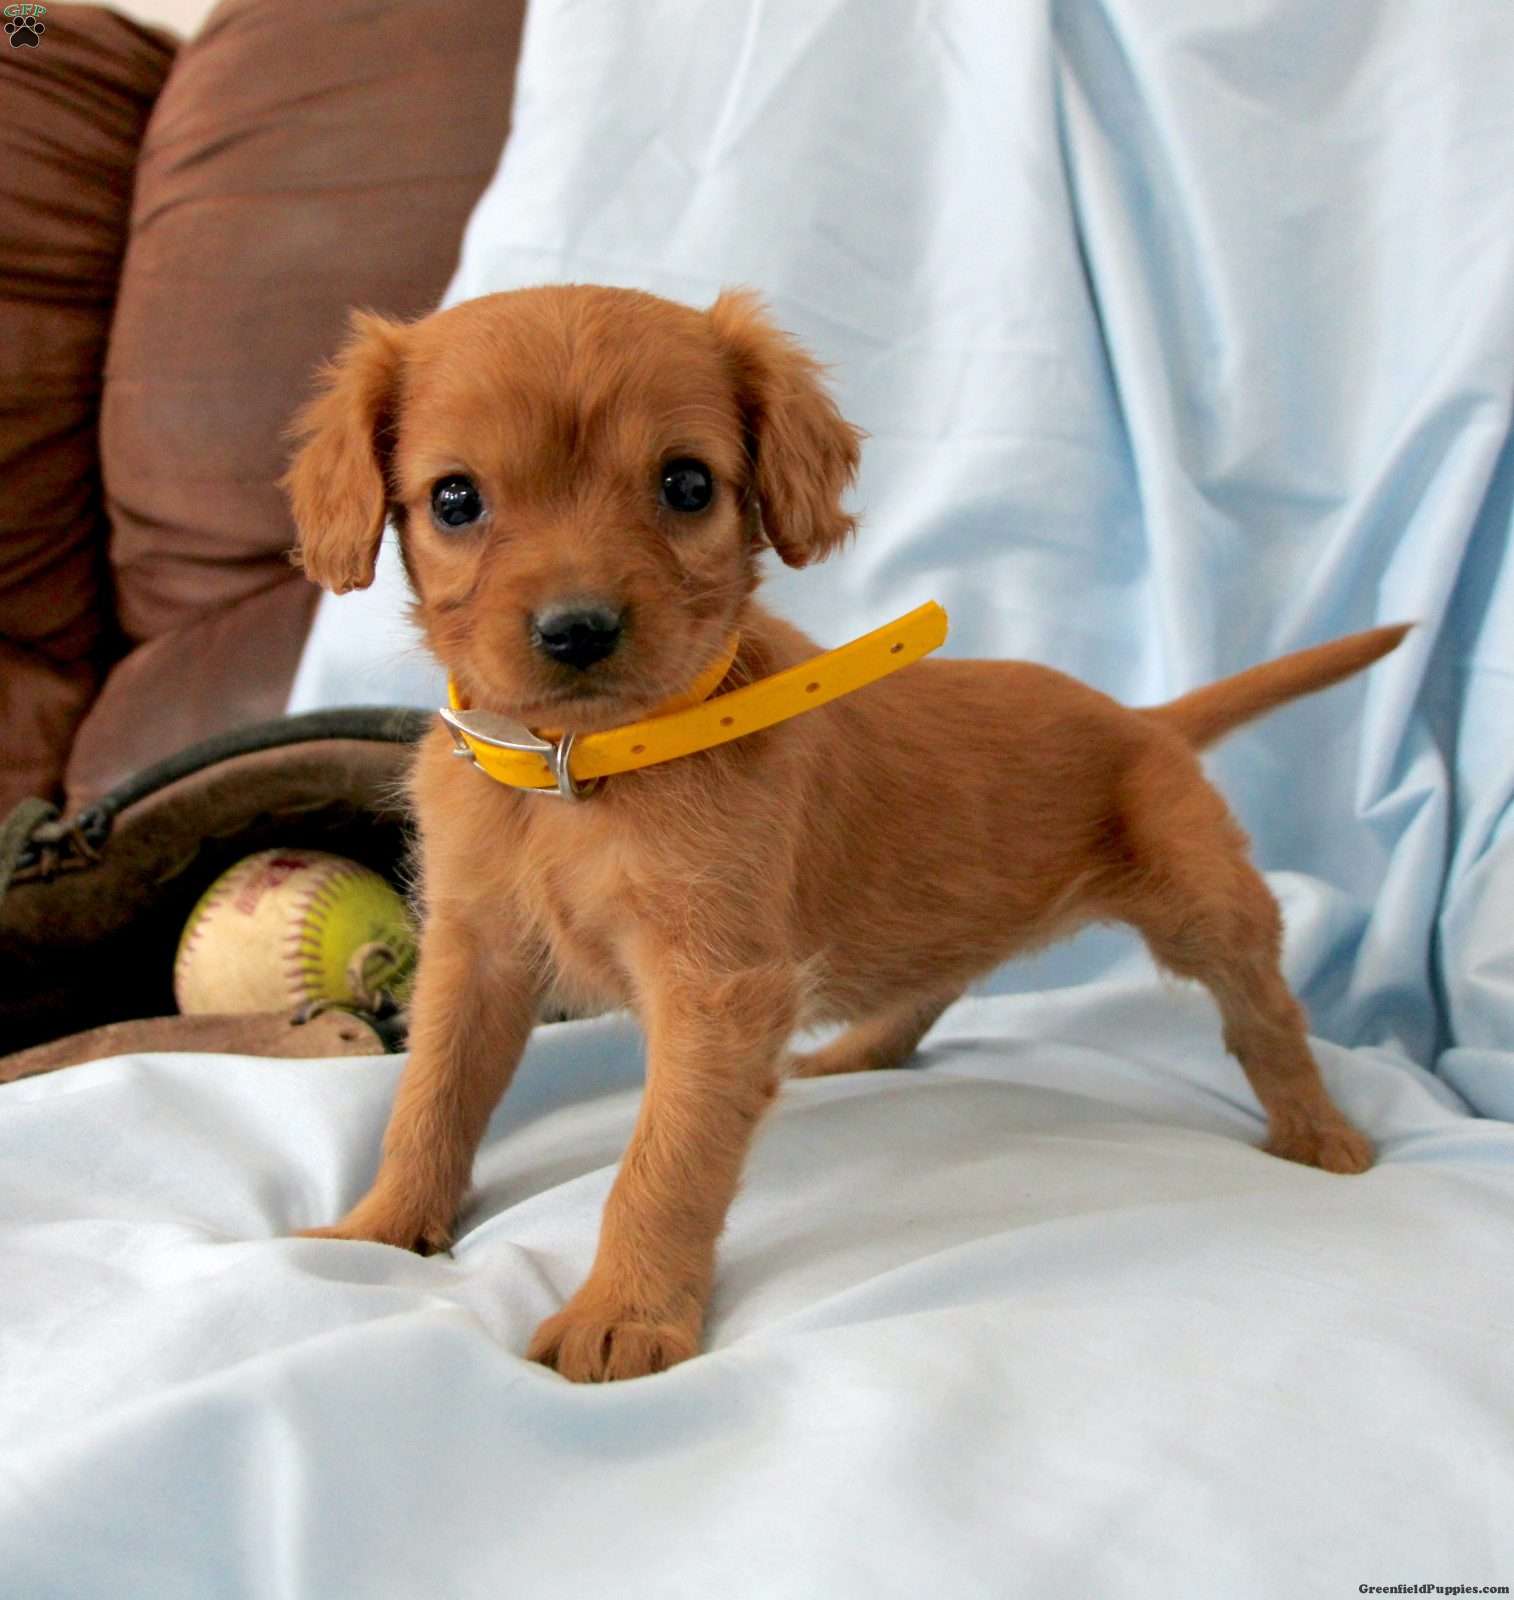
[
  {"left": 173, "top": 874, "right": 243, "bottom": 997},
  {"left": 281, "top": 860, "right": 368, "bottom": 1004}
]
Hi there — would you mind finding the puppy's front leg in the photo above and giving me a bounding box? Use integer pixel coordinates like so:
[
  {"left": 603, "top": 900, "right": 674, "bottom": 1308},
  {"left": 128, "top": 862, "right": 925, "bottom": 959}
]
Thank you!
[
  {"left": 529, "top": 955, "right": 798, "bottom": 1382},
  {"left": 299, "top": 912, "right": 539, "bottom": 1253}
]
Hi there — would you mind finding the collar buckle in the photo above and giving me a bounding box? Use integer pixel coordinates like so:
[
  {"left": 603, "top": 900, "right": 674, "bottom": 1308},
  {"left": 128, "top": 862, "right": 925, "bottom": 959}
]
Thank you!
[{"left": 438, "top": 706, "right": 601, "bottom": 802}]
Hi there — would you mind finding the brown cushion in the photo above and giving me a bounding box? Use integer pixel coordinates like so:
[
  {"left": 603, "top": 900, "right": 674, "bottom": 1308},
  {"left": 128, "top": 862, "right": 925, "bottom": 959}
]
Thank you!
[
  {"left": 101, "top": 0, "right": 526, "bottom": 652},
  {"left": 0, "top": 6, "right": 177, "bottom": 808},
  {"left": 63, "top": 573, "right": 316, "bottom": 806},
  {"left": 0, "top": 643, "right": 96, "bottom": 812}
]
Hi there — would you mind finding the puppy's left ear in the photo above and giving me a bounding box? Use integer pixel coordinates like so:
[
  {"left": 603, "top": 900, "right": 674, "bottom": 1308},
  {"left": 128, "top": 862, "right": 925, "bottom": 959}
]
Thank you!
[
  {"left": 282, "top": 310, "right": 407, "bottom": 594},
  {"left": 708, "top": 289, "right": 864, "bottom": 568}
]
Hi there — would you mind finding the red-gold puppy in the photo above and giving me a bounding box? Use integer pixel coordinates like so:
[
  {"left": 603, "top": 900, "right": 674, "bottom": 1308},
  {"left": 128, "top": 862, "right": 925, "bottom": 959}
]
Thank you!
[{"left": 285, "top": 285, "right": 1406, "bottom": 1382}]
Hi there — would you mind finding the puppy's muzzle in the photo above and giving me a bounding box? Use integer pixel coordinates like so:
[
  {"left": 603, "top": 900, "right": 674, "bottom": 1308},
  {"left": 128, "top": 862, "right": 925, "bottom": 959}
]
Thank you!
[{"left": 530, "top": 603, "right": 624, "bottom": 671}]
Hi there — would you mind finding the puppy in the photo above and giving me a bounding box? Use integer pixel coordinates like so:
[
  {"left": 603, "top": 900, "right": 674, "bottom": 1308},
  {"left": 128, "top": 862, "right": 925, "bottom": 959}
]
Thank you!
[{"left": 285, "top": 285, "right": 1406, "bottom": 1383}]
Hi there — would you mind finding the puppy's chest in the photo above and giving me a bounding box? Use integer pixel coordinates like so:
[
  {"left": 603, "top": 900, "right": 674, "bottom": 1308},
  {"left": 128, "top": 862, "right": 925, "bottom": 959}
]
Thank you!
[{"left": 513, "top": 818, "right": 655, "bottom": 993}]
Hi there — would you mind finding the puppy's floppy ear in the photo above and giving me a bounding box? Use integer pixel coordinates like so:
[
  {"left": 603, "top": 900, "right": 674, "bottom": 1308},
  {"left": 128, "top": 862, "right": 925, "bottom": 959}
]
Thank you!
[
  {"left": 708, "top": 289, "right": 864, "bottom": 568},
  {"left": 282, "top": 310, "right": 407, "bottom": 594}
]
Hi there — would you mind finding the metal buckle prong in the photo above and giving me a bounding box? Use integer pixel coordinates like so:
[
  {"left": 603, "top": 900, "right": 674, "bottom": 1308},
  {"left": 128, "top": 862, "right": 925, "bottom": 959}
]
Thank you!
[{"left": 438, "top": 706, "right": 601, "bottom": 801}]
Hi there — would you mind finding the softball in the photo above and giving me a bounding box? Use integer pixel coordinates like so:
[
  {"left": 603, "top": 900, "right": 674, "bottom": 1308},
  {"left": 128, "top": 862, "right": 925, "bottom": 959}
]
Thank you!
[{"left": 173, "top": 849, "right": 417, "bottom": 1016}]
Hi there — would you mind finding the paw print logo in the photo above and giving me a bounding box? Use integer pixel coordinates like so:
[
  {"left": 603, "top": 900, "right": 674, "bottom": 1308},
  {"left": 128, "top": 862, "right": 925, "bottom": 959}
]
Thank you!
[{"left": 4, "top": 3, "right": 47, "bottom": 47}]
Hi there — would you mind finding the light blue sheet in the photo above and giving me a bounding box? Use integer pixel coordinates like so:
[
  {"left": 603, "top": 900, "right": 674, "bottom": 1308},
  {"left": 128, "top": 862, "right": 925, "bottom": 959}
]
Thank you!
[
  {"left": 290, "top": 0, "right": 1514, "bottom": 1116},
  {"left": 14, "top": 2, "right": 1513, "bottom": 1593}
]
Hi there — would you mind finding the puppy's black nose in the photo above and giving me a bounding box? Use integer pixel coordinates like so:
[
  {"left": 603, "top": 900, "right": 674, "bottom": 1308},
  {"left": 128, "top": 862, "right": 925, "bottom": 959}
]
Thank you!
[{"left": 531, "top": 603, "right": 624, "bottom": 670}]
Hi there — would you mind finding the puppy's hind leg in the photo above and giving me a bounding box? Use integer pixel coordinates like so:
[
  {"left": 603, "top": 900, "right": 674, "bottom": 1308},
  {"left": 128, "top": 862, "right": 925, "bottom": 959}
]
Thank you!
[
  {"left": 1110, "top": 749, "right": 1373, "bottom": 1175},
  {"left": 788, "top": 989, "right": 960, "bottom": 1080}
]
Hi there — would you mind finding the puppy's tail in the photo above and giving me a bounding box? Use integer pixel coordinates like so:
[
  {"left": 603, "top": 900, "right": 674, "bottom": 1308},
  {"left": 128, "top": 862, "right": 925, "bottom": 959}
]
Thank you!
[{"left": 1145, "top": 623, "right": 1412, "bottom": 751}]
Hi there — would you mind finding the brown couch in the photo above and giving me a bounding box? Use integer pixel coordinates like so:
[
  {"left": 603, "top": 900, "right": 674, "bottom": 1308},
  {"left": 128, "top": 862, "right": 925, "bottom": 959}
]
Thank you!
[{"left": 0, "top": 0, "right": 527, "bottom": 816}]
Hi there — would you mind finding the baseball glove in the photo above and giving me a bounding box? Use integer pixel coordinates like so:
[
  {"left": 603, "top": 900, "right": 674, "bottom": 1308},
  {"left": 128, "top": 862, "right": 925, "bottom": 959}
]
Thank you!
[{"left": 0, "top": 708, "right": 427, "bottom": 1072}]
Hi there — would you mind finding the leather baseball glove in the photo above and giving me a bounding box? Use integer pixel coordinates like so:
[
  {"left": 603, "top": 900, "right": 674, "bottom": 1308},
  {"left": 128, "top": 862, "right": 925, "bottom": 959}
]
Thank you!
[{"left": 0, "top": 708, "right": 426, "bottom": 1077}]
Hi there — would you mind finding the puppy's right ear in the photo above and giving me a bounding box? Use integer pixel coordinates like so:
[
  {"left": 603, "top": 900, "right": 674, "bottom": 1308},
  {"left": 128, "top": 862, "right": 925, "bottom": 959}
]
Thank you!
[{"left": 283, "top": 311, "right": 407, "bottom": 594}]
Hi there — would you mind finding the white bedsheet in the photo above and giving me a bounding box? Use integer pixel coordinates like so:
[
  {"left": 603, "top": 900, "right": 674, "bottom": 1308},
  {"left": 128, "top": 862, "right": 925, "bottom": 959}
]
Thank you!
[
  {"left": 11, "top": 0, "right": 1514, "bottom": 1592},
  {"left": 3, "top": 992, "right": 1512, "bottom": 1596}
]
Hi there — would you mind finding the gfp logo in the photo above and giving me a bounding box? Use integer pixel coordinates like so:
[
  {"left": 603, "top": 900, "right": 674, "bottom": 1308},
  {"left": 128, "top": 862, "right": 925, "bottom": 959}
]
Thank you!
[{"left": 4, "top": 3, "right": 47, "bottom": 47}]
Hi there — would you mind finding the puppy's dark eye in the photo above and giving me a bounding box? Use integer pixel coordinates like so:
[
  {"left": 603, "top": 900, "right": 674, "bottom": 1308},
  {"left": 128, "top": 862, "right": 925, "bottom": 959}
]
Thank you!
[
  {"left": 659, "top": 459, "right": 714, "bottom": 514},
  {"left": 431, "top": 474, "right": 485, "bottom": 529}
]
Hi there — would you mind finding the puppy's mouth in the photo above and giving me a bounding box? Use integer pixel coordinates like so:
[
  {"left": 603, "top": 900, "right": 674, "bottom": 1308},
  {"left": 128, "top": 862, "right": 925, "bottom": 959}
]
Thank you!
[
  {"left": 464, "top": 643, "right": 735, "bottom": 736},
  {"left": 519, "top": 681, "right": 645, "bottom": 733},
  {"left": 463, "top": 669, "right": 676, "bottom": 736}
]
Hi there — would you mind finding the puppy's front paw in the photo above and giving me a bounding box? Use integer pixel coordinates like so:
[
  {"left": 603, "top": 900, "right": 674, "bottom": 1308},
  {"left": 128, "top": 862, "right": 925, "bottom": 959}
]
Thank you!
[
  {"left": 1265, "top": 1116, "right": 1374, "bottom": 1175},
  {"left": 528, "top": 1291, "right": 701, "bottom": 1382},
  {"left": 296, "top": 1195, "right": 454, "bottom": 1255}
]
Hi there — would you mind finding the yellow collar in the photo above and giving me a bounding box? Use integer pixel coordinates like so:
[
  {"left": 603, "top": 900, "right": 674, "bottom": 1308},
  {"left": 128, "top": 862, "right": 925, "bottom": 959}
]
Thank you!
[{"left": 441, "top": 600, "right": 949, "bottom": 800}]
